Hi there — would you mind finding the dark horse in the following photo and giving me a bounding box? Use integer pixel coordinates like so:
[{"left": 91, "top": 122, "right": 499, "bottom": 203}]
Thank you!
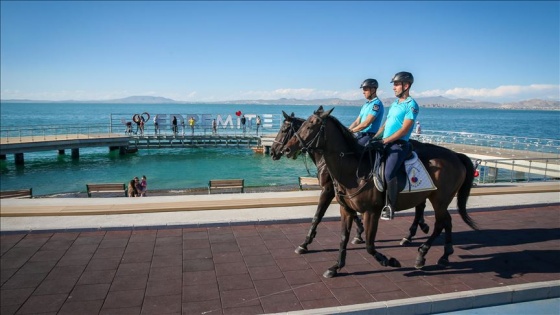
[
  {"left": 283, "top": 107, "right": 478, "bottom": 278},
  {"left": 270, "top": 111, "right": 430, "bottom": 254},
  {"left": 270, "top": 111, "right": 365, "bottom": 254}
]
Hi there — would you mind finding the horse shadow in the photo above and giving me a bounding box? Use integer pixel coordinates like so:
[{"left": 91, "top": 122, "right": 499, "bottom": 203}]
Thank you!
[{"left": 348, "top": 227, "right": 560, "bottom": 279}]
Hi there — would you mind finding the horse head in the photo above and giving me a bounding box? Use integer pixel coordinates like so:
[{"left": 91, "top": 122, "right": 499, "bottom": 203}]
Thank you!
[
  {"left": 270, "top": 111, "right": 305, "bottom": 160},
  {"left": 284, "top": 106, "right": 334, "bottom": 159}
]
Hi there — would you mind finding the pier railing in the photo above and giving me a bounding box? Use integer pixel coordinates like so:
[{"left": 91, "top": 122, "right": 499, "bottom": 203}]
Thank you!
[
  {"left": 476, "top": 157, "right": 560, "bottom": 184},
  {"left": 417, "top": 130, "right": 560, "bottom": 157},
  {"left": 0, "top": 124, "right": 120, "bottom": 143},
  {"left": 0, "top": 123, "right": 268, "bottom": 143}
]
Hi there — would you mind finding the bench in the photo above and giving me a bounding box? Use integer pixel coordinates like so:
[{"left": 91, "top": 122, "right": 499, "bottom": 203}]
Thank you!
[
  {"left": 0, "top": 188, "right": 33, "bottom": 199},
  {"left": 298, "top": 176, "right": 321, "bottom": 190},
  {"left": 208, "top": 179, "right": 244, "bottom": 194},
  {"left": 86, "top": 183, "right": 127, "bottom": 197}
]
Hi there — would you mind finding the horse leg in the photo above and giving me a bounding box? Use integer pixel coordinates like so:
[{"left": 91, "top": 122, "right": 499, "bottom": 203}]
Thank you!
[
  {"left": 363, "top": 211, "right": 401, "bottom": 268},
  {"left": 295, "top": 187, "right": 335, "bottom": 254},
  {"left": 323, "top": 207, "right": 353, "bottom": 278},
  {"left": 415, "top": 208, "right": 447, "bottom": 269},
  {"left": 437, "top": 212, "right": 454, "bottom": 267},
  {"left": 351, "top": 214, "right": 365, "bottom": 244},
  {"left": 400, "top": 201, "right": 430, "bottom": 246}
]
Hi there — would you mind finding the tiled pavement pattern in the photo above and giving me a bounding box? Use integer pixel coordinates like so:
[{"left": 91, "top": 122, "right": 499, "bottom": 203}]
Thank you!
[{"left": 1, "top": 205, "right": 558, "bottom": 315}]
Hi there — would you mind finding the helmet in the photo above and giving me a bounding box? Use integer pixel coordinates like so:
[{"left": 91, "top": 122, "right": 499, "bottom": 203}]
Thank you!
[
  {"left": 360, "top": 78, "right": 378, "bottom": 89},
  {"left": 391, "top": 72, "right": 414, "bottom": 84}
]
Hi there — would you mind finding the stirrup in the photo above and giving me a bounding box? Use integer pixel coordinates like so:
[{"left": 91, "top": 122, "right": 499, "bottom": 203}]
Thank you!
[{"left": 381, "top": 205, "right": 394, "bottom": 221}]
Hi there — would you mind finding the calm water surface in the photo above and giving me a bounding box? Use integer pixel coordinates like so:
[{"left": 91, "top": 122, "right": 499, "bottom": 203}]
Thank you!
[{"left": 1, "top": 102, "right": 558, "bottom": 196}]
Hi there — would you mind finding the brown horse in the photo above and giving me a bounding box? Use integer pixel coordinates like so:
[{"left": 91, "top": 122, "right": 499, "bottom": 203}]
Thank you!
[
  {"left": 270, "top": 111, "right": 365, "bottom": 254},
  {"left": 270, "top": 111, "right": 430, "bottom": 254},
  {"left": 283, "top": 107, "right": 478, "bottom": 278}
]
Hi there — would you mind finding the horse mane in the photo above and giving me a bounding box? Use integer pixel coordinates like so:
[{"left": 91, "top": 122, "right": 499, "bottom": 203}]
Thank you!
[{"left": 325, "top": 115, "right": 363, "bottom": 152}]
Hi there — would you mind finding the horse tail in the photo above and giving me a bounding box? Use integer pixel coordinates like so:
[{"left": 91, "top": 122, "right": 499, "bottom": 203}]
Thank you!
[{"left": 456, "top": 153, "right": 478, "bottom": 230}]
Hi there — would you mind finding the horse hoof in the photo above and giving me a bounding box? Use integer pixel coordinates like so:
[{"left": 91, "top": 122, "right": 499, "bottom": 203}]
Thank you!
[
  {"left": 323, "top": 269, "right": 337, "bottom": 278},
  {"left": 415, "top": 258, "right": 426, "bottom": 269},
  {"left": 438, "top": 257, "right": 450, "bottom": 267},
  {"left": 351, "top": 237, "right": 365, "bottom": 245},
  {"left": 294, "top": 246, "right": 308, "bottom": 255},
  {"left": 399, "top": 238, "right": 411, "bottom": 246},
  {"left": 388, "top": 258, "right": 401, "bottom": 268},
  {"left": 420, "top": 225, "right": 430, "bottom": 234}
]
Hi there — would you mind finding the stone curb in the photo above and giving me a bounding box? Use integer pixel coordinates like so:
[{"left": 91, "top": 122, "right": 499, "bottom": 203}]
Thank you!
[{"left": 276, "top": 280, "right": 560, "bottom": 315}]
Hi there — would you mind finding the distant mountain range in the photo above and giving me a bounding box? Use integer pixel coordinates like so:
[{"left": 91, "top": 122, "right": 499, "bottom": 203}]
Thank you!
[{"left": 2, "top": 95, "right": 559, "bottom": 110}]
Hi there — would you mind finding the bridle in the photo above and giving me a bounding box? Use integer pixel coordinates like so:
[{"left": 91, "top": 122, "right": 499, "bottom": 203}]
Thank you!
[
  {"left": 273, "top": 119, "right": 302, "bottom": 149},
  {"left": 292, "top": 114, "right": 327, "bottom": 155}
]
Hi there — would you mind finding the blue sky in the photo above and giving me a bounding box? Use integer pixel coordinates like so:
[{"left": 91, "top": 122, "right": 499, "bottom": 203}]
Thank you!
[{"left": 1, "top": 1, "right": 559, "bottom": 103}]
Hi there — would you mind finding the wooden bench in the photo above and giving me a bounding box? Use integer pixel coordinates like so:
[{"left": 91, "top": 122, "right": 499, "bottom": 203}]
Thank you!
[
  {"left": 208, "top": 179, "right": 244, "bottom": 194},
  {"left": 86, "top": 183, "right": 127, "bottom": 197},
  {"left": 0, "top": 188, "right": 33, "bottom": 199},
  {"left": 298, "top": 176, "right": 321, "bottom": 190}
]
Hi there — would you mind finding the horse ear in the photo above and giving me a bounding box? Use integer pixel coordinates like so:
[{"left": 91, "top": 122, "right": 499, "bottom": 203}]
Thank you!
[
  {"left": 320, "top": 107, "right": 334, "bottom": 118},
  {"left": 290, "top": 112, "right": 295, "bottom": 117},
  {"left": 282, "top": 111, "right": 290, "bottom": 119},
  {"left": 314, "top": 106, "right": 324, "bottom": 115}
]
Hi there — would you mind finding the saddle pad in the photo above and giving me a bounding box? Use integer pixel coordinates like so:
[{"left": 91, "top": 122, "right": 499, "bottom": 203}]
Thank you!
[
  {"left": 401, "top": 152, "right": 437, "bottom": 193},
  {"left": 373, "top": 152, "right": 437, "bottom": 193}
]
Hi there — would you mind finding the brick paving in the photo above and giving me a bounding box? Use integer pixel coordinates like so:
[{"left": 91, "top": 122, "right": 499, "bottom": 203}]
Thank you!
[{"left": 1, "top": 204, "right": 559, "bottom": 315}]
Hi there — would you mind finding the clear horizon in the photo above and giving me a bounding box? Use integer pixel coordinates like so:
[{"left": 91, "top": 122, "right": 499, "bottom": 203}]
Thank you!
[{"left": 1, "top": 1, "right": 559, "bottom": 103}]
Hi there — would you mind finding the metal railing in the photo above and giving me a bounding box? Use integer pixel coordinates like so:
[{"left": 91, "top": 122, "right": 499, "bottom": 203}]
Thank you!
[
  {"left": 417, "top": 130, "right": 560, "bottom": 157},
  {"left": 0, "top": 124, "right": 119, "bottom": 143},
  {"left": 0, "top": 124, "right": 269, "bottom": 143},
  {"left": 476, "top": 157, "right": 560, "bottom": 184}
]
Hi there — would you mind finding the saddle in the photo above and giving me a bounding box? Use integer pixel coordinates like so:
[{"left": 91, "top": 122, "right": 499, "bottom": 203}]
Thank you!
[{"left": 369, "top": 142, "right": 437, "bottom": 194}]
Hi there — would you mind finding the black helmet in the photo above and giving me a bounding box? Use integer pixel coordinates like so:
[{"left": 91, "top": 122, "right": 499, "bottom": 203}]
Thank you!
[
  {"left": 360, "top": 78, "right": 378, "bottom": 89},
  {"left": 391, "top": 72, "right": 414, "bottom": 84}
]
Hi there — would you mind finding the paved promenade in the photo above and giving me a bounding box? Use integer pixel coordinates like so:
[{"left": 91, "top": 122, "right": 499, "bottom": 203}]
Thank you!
[{"left": 1, "top": 183, "right": 559, "bottom": 314}]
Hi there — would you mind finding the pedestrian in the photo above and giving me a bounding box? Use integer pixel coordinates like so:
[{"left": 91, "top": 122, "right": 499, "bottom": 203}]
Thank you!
[
  {"left": 256, "top": 115, "right": 262, "bottom": 136},
  {"left": 125, "top": 122, "right": 133, "bottom": 135},
  {"left": 134, "top": 176, "right": 142, "bottom": 197},
  {"left": 415, "top": 121, "right": 422, "bottom": 135},
  {"left": 172, "top": 116, "right": 178, "bottom": 136},
  {"left": 181, "top": 120, "right": 185, "bottom": 136},
  {"left": 139, "top": 118, "right": 145, "bottom": 135},
  {"left": 373, "top": 71, "right": 419, "bottom": 220},
  {"left": 128, "top": 178, "right": 138, "bottom": 197},
  {"left": 153, "top": 115, "right": 159, "bottom": 135},
  {"left": 140, "top": 175, "right": 147, "bottom": 197},
  {"left": 188, "top": 117, "right": 195, "bottom": 135},
  {"left": 212, "top": 119, "right": 217, "bottom": 135},
  {"left": 349, "top": 78, "right": 384, "bottom": 146},
  {"left": 241, "top": 115, "right": 246, "bottom": 135}
]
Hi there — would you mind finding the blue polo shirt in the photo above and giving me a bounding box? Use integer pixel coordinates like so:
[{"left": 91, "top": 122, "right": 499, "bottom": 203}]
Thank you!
[
  {"left": 382, "top": 97, "right": 419, "bottom": 141},
  {"left": 359, "top": 98, "right": 384, "bottom": 134}
]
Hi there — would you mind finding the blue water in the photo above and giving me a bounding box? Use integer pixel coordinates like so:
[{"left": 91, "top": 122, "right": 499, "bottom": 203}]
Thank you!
[{"left": 1, "top": 102, "right": 559, "bottom": 196}]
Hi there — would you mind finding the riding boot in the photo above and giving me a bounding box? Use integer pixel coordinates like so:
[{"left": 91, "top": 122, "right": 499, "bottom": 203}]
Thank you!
[{"left": 381, "top": 178, "right": 398, "bottom": 220}]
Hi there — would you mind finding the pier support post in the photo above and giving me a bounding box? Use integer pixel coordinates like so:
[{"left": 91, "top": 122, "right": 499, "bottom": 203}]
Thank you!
[
  {"left": 71, "top": 148, "right": 79, "bottom": 159},
  {"left": 119, "top": 146, "right": 126, "bottom": 155},
  {"left": 15, "top": 153, "right": 24, "bottom": 165},
  {"left": 58, "top": 149, "right": 65, "bottom": 155},
  {"left": 0, "top": 154, "right": 6, "bottom": 160}
]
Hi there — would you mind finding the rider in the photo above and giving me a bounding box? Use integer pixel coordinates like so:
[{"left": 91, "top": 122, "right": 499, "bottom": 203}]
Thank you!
[
  {"left": 349, "top": 79, "right": 384, "bottom": 146},
  {"left": 373, "top": 71, "right": 419, "bottom": 220}
]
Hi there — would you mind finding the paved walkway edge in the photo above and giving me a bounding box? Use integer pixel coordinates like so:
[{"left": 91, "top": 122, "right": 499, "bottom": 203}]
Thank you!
[{"left": 277, "top": 280, "right": 560, "bottom": 315}]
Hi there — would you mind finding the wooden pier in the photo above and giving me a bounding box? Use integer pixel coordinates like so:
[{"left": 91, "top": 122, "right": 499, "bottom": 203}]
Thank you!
[{"left": 0, "top": 133, "right": 266, "bottom": 164}]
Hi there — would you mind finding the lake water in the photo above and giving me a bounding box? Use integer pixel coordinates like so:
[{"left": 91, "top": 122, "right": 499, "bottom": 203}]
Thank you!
[{"left": 1, "top": 102, "right": 558, "bottom": 196}]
